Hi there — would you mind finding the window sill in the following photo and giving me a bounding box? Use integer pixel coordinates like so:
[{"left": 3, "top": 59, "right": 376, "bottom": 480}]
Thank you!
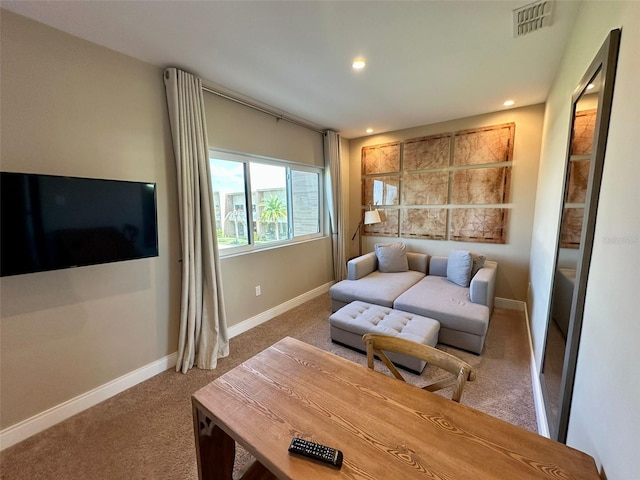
[{"left": 217, "top": 235, "right": 329, "bottom": 260}]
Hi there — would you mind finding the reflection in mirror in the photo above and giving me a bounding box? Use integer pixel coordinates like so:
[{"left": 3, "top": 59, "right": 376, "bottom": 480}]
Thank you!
[
  {"left": 541, "top": 69, "right": 601, "bottom": 432},
  {"left": 539, "top": 29, "right": 620, "bottom": 443}
]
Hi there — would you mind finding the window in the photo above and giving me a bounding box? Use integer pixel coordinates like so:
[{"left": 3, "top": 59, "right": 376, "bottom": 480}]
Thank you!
[{"left": 210, "top": 150, "right": 322, "bottom": 253}]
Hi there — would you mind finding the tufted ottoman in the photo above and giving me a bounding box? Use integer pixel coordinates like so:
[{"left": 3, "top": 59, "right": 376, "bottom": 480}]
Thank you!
[{"left": 329, "top": 301, "right": 440, "bottom": 373}]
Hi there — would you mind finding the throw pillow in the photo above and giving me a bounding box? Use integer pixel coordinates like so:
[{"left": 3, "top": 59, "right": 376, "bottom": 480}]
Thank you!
[
  {"left": 375, "top": 242, "right": 409, "bottom": 273},
  {"left": 447, "top": 250, "right": 473, "bottom": 287},
  {"left": 471, "top": 253, "right": 487, "bottom": 278}
]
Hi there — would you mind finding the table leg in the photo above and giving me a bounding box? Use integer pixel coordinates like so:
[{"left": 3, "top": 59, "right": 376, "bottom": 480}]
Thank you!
[{"left": 192, "top": 403, "right": 235, "bottom": 480}]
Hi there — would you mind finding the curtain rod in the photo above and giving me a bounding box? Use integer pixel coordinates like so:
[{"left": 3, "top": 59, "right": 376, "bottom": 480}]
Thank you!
[{"left": 201, "top": 86, "right": 326, "bottom": 134}]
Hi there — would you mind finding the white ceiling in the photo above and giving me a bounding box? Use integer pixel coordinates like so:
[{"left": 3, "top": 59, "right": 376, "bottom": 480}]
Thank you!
[{"left": 2, "top": 0, "right": 580, "bottom": 139}]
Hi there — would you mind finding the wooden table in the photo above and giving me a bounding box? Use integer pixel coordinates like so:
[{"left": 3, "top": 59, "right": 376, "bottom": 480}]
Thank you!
[{"left": 192, "top": 336, "right": 599, "bottom": 479}]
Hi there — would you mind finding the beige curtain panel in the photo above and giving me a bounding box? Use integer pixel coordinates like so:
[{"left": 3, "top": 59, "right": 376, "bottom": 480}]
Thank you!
[
  {"left": 324, "top": 130, "right": 347, "bottom": 281},
  {"left": 164, "top": 67, "right": 229, "bottom": 373}
]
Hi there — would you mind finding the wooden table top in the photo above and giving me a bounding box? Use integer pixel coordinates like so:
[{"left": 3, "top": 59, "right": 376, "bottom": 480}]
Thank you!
[{"left": 192, "top": 336, "right": 599, "bottom": 480}]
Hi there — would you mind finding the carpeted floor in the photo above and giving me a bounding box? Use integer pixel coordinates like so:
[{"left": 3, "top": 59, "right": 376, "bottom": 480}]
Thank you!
[{"left": 0, "top": 293, "right": 536, "bottom": 479}]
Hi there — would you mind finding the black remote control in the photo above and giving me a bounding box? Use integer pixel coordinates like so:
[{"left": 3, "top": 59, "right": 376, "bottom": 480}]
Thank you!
[{"left": 288, "top": 437, "right": 343, "bottom": 468}]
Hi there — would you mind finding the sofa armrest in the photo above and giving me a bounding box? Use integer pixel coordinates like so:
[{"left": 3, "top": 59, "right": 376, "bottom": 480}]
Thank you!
[
  {"left": 470, "top": 260, "right": 498, "bottom": 311},
  {"left": 347, "top": 252, "right": 378, "bottom": 280},
  {"left": 407, "top": 252, "right": 428, "bottom": 273}
]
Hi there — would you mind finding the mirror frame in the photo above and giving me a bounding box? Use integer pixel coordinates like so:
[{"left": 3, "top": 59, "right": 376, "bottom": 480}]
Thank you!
[{"left": 539, "top": 28, "right": 621, "bottom": 443}]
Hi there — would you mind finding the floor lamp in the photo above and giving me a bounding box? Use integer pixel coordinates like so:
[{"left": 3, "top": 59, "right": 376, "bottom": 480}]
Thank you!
[{"left": 351, "top": 207, "right": 382, "bottom": 257}]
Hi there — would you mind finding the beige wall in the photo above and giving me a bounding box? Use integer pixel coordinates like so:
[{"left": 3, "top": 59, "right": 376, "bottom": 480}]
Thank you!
[
  {"left": 203, "top": 90, "right": 334, "bottom": 327},
  {"left": 0, "top": 11, "right": 180, "bottom": 429},
  {"left": 348, "top": 104, "right": 545, "bottom": 301},
  {"left": 219, "top": 240, "right": 333, "bottom": 325},
  {"left": 0, "top": 9, "right": 334, "bottom": 433},
  {"left": 529, "top": 2, "right": 640, "bottom": 477}
]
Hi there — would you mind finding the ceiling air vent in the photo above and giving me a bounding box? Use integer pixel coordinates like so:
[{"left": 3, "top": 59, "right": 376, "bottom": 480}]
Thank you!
[{"left": 513, "top": 0, "right": 553, "bottom": 37}]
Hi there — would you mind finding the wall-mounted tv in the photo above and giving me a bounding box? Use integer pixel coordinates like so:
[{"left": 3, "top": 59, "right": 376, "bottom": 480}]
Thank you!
[{"left": 1, "top": 172, "right": 158, "bottom": 277}]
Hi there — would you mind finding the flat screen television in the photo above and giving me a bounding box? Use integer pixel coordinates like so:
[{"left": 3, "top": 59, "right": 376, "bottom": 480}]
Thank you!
[{"left": 1, "top": 172, "right": 158, "bottom": 277}]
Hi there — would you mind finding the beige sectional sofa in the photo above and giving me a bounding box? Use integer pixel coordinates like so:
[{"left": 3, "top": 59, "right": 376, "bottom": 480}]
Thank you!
[{"left": 329, "top": 247, "right": 497, "bottom": 354}]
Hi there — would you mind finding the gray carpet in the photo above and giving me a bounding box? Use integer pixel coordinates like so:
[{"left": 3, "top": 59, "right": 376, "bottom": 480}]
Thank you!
[{"left": 0, "top": 293, "right": 536, "bottom": 479}]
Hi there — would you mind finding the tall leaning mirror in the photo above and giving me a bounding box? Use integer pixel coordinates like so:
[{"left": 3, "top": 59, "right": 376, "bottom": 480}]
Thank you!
[{"left": 539, "top": 29, "right": 621, "bottom": 443}]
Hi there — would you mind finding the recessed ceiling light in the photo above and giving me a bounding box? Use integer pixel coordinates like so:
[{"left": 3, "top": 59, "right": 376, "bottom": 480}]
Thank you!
[
  {"left": 503, "top": 99, "right": 515, "bottom": 107},
  {"left": 366, "top": 128, "right": 374, "bottom": 134},
  {"left": 352, "top": 58, "right": 366, "bottom": 70},
  {"left": 586, "top": 83, "right": 595, "bottom": 90}
]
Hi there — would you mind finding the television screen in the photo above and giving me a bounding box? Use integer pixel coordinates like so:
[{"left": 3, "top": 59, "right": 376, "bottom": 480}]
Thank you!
[{"left": 1, "top": 172, "right": 158, "bottom": 277}]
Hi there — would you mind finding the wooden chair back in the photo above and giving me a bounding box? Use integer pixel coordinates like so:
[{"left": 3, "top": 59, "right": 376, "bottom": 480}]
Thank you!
[{"left": 362, "top": 333, "right": 476, "bottom": 403}]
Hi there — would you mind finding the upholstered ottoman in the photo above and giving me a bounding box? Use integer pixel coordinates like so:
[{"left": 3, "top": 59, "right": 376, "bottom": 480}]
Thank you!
[{"left": 329, "top": 301, "right": 440, "bottom": 373}]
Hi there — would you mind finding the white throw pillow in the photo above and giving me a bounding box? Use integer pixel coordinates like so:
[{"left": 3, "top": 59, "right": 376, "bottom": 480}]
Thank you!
[
  {"left": 375, "top": 242, "right": 409, "bottom": 273},
  {"left": 447, "top": 250, "right": 473, "bottom": 287}
]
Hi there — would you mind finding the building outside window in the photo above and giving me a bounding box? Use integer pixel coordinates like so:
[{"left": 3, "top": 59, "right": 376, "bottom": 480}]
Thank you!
[{"left": 209, "top": 150, "right": 322, "bottom": 253}]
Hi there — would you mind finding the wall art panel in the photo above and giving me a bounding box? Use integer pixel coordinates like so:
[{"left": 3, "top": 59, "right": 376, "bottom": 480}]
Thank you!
[
  {"left": 402, "top": 172, "right": 448, "bottom": 205},
  {"left": 570, "top": 109, "right": 597, "bottom": 156},
  {"left": 363, "top": 208, "right": 399, "bottom": 237},
  {"left": 451, "top": 166, "right": 511, "bottom": 205},
  {"left": 450, "top": 208, "right": 508, "bottom": 244},
  {"left": 400, "top": 208, "right": 447, "bottom": 239},
  {"left": 560, "top": 207, "right": 584, "bottom": 249},
  {"left": 453, "top": 123, "right": 514, "bottom": 166},
  {"left": 362, "top": 176, "right": 400, "bottom": 206},
  {"left": 362, "top": 142, "right": 400, "bottom": 175},
  {"left": 403, "top": 134, "right": 450, "bottom": 170},
  {"left": 566, "top": 159, "right": 590, "bottom": 204}
]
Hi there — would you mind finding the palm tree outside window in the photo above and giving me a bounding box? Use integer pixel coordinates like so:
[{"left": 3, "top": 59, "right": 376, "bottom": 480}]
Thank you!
[{"left": 259, "top": 194, "right": 287, "bottom": 241}]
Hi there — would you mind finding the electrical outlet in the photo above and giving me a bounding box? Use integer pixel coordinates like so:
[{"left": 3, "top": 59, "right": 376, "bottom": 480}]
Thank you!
[{"left": 255, "top": 285, "right": 261, "bottom": 296}]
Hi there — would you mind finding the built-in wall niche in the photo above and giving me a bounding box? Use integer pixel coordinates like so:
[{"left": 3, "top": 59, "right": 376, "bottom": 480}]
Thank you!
[{"left": 361, "top": 123, "right": 514, "bottom": 244}]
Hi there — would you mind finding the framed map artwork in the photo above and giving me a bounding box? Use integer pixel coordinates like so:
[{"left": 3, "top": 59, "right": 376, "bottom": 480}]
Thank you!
[
  {"left": 453, "top": 123, "right": 514, "bottom": 166},
  {"left": 560, "top": 208, "right": 584, "bottom": 248},
  {"left": 566, "top": 160, "right": 590, "bottom": 204},
  {"left": 362, "top": 176, "right": 399, "bottom": 206},
  {"left": 400, "top": 208, "right": 447, "bottom": 240},
  {"left": 402, "top": 172, "right": 448, "bottom": 205},
  {"left": 403, "top": 134, "right": 450, "bottom": 170},
  {"left": 450, "top": 208, "right": 508, "bottom": 244},
  {"left": 557, "top": 108, "right": 596, "bottom": 248},
  {"left": 360, "top": 123, "right": 514, "bottom": 244},
  {"left": 451, "top": 167, "right": 511, "bottom": 205},
  {"left": 570, "top": 109, "right": 597, "bottom": 155},
  {"left": 361, "top": 142, "right": 400, "bottom": 175},
  {"left": 363, "top": 209, "right": 399, "bottom": 237}
]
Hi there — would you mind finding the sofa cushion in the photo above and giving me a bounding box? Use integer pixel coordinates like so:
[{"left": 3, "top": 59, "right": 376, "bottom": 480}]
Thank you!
[
  {"left": 447, "top": 250, "right": 472, "bottom": 287},
  {"left": 407, "top": 252, "right": 429, "bottom": 274},
  {"left": 394, "top": 276, "right": 490, "bottom": 337},
  {"left": 375, "top": 242, "right": 409, "bottom": 273},
  {"left": 428, "top": 256, "right": 448, "bottom": 277},
  {"left": 329, "top": 270, "right": 425, "bottom": 308}
]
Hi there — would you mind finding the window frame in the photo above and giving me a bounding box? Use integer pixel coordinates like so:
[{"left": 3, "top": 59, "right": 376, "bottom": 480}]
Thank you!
[{"left": 209, "top": 149, "right": 324, "bottom": 256}]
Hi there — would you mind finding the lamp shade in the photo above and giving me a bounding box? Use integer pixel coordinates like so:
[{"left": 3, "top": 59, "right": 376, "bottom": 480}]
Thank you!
[{"left": 364, "top": 209, "right": 382, "bottom": 225}]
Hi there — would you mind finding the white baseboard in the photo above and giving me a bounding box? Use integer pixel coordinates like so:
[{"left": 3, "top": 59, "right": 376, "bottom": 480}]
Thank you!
[
  {"left": 522, "top": 302, "right": 551, "bottom": 437},
  {"left": 0, "top": 281, "right": 333, "bottom": 451},
  {"left": 227, "top": 281, "right": 333, "bottom": 338},
  {"left": 0, "top": 352, "right": 177, "bottom": 451}
]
